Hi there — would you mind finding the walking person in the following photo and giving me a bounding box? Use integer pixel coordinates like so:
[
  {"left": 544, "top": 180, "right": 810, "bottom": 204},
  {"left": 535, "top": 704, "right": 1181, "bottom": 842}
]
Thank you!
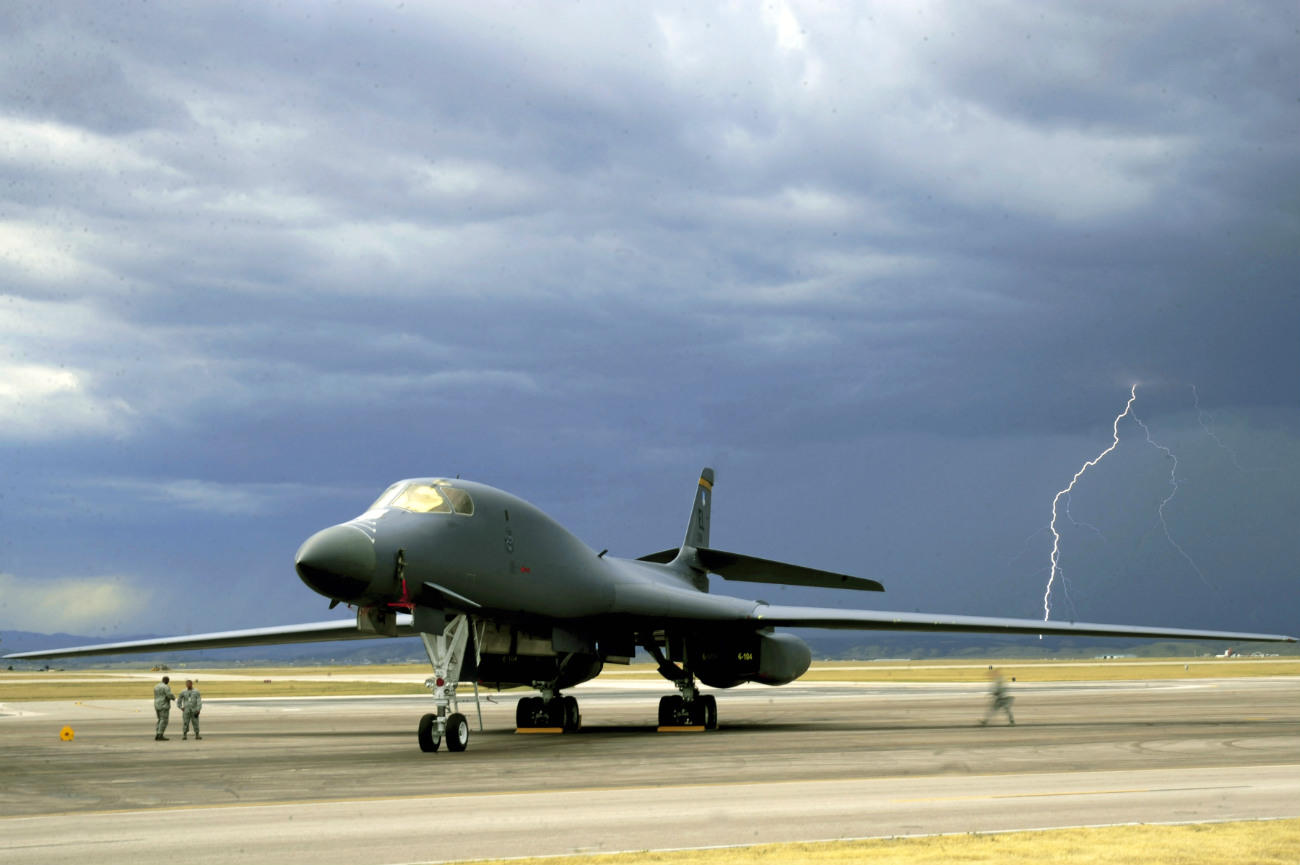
[
  {"left": 178, "top": 679, "right": 202, "bottom": 740},
  {"left": 153, "top": 675, "right": 175, "bottom": 740},
  {"left": 980, "top": 669, "right": 1015, "bottom": 726}
]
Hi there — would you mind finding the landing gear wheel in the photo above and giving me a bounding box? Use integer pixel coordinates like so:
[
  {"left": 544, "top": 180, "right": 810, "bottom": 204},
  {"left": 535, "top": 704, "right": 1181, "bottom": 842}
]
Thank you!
[
  {"left": 700, "top": 694, "right": 718, "bottom": 730},
  {"left": 446, "top": 712, "right": 469, "bottom": 752},
  {"left": 516, "top": 697, "right": 535, "bottom": 728},
  {"left": 562, "top": 695, "right": 581, "bottom": 732},
  {"left": 417, "top": 713, "right": 440, "bottom": 752},
  {"left": 658, "top": 694, "right": 683, "bottom": 726}
]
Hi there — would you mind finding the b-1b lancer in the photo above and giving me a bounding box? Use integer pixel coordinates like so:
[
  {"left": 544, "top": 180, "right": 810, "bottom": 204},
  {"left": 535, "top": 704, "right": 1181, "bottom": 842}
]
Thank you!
[{"left": 7, "top": 468, "right": 1294, "bottom": 751}]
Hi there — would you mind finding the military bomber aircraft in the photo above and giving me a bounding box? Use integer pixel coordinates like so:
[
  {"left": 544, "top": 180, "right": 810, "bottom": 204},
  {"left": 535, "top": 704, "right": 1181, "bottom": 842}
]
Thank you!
[{"left": 6, "top": 468, "right": 1295, "bottom": 751}]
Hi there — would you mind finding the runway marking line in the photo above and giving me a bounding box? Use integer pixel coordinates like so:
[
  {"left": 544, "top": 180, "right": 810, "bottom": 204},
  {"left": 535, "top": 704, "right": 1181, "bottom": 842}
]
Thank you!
[
  {"left": 2, "top": 764, "right": 1294, "bottom": 823},
  {"left": 893, "top": 785, "right": 1251, "bottom": 804}
]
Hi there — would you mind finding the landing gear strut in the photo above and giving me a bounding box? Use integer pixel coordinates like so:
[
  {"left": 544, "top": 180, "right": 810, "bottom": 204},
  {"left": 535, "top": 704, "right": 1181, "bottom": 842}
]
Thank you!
[
  {"left": 514, "top": 651, "right": 585, "bottom": 732},
  {"left": 515, "top": 691, "right": 581, "bottom": 731},
  {"left": 417, "top": 614, "right": 480, "bottom": 752},
  {"left": 658, "top": 680, "right": 718, "bottom": 729},
  {"left": 646, "top": 641, "right": 718, "bottom": 730}
]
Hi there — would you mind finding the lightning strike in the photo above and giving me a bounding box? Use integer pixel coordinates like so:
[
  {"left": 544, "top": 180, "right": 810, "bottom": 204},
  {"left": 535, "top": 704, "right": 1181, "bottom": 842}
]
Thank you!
[
  {"left": 1191, "top": 384, "right": 1254, "bottom": 473},
  {"left": 1042, "top": 384, "right": 1137, "bottom": 621},
  {"left": 1130, "top": 404, "right": 1215, "bottom": 591},
  {"left": 1042, "top": 383, "right": 1224, "bottom": 623}
]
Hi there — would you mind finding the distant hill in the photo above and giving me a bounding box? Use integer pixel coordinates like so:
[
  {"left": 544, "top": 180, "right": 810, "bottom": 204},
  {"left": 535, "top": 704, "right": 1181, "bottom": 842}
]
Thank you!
[{"left": 4, "top": 627, "right": 1291, "bottom": 670}]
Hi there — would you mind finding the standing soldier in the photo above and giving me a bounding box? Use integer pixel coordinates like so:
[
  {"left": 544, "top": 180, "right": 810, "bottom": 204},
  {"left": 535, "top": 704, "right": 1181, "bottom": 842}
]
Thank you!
[
  {"left": 153, "top": 675, "right": 175, "bottom": 740},
  {"left": 979, "top": 669, "right": 1015, "bottom": 726},
  {"left": 178, "top": 679, "right": 202, "bottom": 740}
]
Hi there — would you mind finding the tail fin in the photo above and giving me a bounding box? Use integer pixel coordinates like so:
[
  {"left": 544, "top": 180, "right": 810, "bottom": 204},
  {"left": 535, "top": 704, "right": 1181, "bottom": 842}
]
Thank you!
[{"left": 683, "top": 467, "right": 713, "bottom": 549}]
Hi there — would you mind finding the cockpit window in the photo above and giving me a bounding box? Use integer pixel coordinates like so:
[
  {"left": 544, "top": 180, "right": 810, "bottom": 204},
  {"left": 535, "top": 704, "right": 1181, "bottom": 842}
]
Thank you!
[
  {"left": 389, "top": 483, "right": 452, "bottom": 513},
  {"left": 441, "top": 486, "right": 474, "bottom": 515},
  {"left": 368, "top": 483, "right": 403, "bottom": 511},
  {"left": 369, "top": 480, "right": 474, "bottom": 515}
]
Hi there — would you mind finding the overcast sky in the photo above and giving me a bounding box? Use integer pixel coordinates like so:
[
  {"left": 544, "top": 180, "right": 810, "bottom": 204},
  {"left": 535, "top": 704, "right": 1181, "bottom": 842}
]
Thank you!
[{"left": 2, "top": 1, "right": 1296, "bottom": 643}]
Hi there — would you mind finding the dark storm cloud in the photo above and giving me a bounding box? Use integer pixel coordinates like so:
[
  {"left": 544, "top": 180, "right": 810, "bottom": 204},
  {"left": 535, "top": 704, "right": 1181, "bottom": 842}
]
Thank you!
[{"left": 1, "top": 1, "right": 1295, "bottom": 636}]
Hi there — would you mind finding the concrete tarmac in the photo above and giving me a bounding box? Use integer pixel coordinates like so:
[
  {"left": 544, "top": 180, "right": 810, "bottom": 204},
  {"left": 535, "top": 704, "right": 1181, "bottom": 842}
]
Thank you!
[{"left": 1, "top": 677, "right": 1297, "bottom": 864}]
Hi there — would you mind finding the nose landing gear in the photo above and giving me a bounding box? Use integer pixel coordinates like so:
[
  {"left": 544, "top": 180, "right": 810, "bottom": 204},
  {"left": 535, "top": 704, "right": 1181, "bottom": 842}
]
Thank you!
[{"left": 417, "top": 614, "right": 480, "bottom": 752}]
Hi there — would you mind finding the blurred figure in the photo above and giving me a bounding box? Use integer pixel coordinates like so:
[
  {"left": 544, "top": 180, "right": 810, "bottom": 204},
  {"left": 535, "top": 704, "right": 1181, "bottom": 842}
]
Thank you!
[{"left": 980, "top": 669, "right": 1015, "bottom": 726}]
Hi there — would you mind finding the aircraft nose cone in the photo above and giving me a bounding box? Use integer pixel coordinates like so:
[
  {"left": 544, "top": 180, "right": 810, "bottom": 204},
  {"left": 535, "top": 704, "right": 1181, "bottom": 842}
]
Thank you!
[{"left": 295, "top": 524, "right": 376, "bottom": 602}]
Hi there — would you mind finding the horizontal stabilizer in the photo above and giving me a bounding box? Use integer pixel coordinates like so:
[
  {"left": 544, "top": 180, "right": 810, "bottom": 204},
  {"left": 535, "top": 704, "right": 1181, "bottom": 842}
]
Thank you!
[
  {"left": 699, "top": 548, "right": 884, "bottom": 592},
  {"left": 637, "top": 548, "right": 678, "bottom": 564},
  {"left": 637, "top": 546, "right": 883, "bottom": 592}
]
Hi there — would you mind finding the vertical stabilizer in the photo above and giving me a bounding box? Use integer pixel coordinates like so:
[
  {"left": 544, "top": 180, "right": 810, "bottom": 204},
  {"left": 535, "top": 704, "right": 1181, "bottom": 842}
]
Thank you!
[{"left": 683, "top": 467, "right": 713, "bottom": 550}]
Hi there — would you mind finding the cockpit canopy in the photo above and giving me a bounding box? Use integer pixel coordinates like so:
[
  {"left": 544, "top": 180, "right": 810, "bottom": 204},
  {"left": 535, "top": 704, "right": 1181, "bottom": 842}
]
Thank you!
[{"left": 369, "top": 480, "right": 474, "bottom": 515}]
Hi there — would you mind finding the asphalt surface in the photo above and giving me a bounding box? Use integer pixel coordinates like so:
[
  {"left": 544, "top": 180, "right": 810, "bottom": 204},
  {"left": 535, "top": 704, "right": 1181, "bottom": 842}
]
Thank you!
[{"left": 1, "top": 677, "right": 1297, "bottom": 864}]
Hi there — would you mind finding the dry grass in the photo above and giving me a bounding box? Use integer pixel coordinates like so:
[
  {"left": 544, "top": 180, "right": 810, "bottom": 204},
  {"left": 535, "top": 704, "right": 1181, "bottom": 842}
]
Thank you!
[
  {"left": 603, "top": 657, "right": 1300, "bottom": 683},
  {"left": 795, "top": 658, "right": 1300, "bottom": 683},
  {"left": 450, "top": 819, "right": 1300, "bottom": 865},
  {"left": 1, "top": 657, "right": 1294, "bottom": 702}
]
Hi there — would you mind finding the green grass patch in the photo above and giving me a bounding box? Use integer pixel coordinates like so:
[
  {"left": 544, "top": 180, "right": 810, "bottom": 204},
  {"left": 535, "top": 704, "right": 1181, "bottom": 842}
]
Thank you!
[{"left": 449, "top": 819, "right": 1299, "bottom": 865}]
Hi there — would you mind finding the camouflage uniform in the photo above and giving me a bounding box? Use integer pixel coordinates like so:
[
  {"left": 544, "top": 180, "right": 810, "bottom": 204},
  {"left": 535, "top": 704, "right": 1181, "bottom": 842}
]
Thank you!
[
  {"left": 178, "top": 685, "right": 202, "bottom": 739},
  {"left": 153, "top": 680, "right": 175, "bottom": 739},
  {"left": 981, "top": 674, "right": 1015, "bottom": 726}
]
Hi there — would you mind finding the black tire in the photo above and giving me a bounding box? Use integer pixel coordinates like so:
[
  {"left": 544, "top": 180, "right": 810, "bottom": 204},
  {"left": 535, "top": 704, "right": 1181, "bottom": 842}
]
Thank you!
[
  {"left": 417, "top": 713, "right": 440, "bottom": 752},
  {"left": 562, "top": 695, "right": 580, "bottom": 732},
  {"left": 516, "top": 697, "right": 532, "bottom": 729},
  {"left": 658, "top": 695, "right": 682, "bottom": 726},
  {"left": 446, "top": 712, "right": 469, "bottom": 752},
  {"left": 700, "top": 694, "right": 718, "bottom": 730}
]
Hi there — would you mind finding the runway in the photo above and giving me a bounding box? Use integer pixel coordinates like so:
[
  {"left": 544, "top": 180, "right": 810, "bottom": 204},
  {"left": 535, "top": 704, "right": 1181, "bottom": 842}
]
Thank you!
[{"left": 2, "top": 677, "right": 1297, "bottom": 864}]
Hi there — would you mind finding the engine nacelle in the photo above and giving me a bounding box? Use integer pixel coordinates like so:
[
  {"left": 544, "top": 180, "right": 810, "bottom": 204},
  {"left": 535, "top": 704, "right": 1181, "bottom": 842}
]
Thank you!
[{"left": 691, "top": 631, "right": 812, "bottom": 688}]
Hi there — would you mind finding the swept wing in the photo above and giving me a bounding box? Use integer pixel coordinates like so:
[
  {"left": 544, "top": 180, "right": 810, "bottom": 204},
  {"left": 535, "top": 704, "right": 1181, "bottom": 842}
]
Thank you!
[
  {"left": 750, "top": 605, "right": 1295, "bottom": 643},
  {"left": 4, "top": 617, "right": 417, "bottom": 660}
]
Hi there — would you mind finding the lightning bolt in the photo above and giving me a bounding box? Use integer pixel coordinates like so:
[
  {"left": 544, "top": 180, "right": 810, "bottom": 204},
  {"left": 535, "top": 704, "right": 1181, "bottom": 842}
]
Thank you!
[
  {"left": 1042, "top": 384, "right": 1137, "bottom": 621},
  {"left": 1191, "top": 384, "right": 1252, "bottom": 473},
  {"left": 1042, "top": 383, "right": 1224, "bottom": 622},
  {"left": 1130, "top": 403, "right": 1215, "bottom": 592}
]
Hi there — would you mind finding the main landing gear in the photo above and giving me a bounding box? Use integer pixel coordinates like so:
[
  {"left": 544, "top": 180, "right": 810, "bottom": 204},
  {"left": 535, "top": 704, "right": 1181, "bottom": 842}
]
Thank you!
[
  {"left": 646, "top": 642, "right": 718, "bottom": 730},
  {"left": 515, "top": 691, "right": 581, "bottom": 732},
  {"left": 416, "top": 614, "right": 480, "bottom": 752},
  {"left": 658, "top": 680, "right": 718, "bottom": 729},
  {"left": 512, "top": 651, "right": 589, "bottom": 732}
]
